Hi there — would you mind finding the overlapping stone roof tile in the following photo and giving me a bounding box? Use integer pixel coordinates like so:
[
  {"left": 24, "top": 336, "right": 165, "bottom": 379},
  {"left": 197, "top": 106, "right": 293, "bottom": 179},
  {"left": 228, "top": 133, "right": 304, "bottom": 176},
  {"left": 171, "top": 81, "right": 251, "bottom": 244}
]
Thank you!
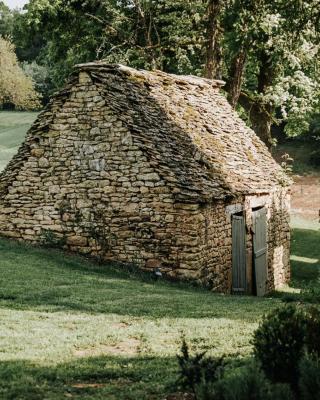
[
  {"left": 74, "top": 63, "right": 290, "bottom": 202},
  {"left": 0, "top": 62, "right": 290, "bottom": 203}
]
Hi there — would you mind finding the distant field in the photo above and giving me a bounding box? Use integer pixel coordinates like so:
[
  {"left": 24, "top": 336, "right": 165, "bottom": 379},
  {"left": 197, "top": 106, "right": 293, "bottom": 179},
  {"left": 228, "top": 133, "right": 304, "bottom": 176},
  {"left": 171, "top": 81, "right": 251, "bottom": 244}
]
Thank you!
[{"left": 0, "top": 111, "right": 38, "bottom": 172}]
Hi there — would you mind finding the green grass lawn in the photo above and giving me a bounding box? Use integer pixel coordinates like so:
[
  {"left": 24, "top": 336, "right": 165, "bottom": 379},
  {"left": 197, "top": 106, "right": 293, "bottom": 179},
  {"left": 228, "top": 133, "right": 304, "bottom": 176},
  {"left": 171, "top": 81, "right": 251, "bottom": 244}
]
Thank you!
[
  {"left": 0, "top": 112, "right": 319, "bottom": 399},
  {"left": 291, "top": 228, "right": 320, "bottom": 290},
  {"left": 0, "top": 238, "right": 281, "bottom": 400},
  {"left": 0, "top": 228, "right": 319, "bottom": 399},
  {"left": 0, "top": 111, "right": 38, "bottom": 172}
]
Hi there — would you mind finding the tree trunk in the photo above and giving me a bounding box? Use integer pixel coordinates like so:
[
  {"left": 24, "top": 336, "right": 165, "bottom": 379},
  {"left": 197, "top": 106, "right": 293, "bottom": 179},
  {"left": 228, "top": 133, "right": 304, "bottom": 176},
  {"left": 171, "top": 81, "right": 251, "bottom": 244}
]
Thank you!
[
  {"left": 204, "top": 0, "right": 222, "bottom": 79},
  {"left": 249, "top": 103, "right": 274, "bottom": 147},
  {"left": 237, "top": 51, "right": 276, "bottom": 148},
  {"left": 250, "top": 51, "right": 275, "bottom": 148},
  {"left": 133, "top": 0, "right": 159, "bottom": 69},
  {"left": 238, "top": 92, "right": 274, "bottom": 149},
  {"left": 227, "top": 49, "right": 247, "bottom": 108}
]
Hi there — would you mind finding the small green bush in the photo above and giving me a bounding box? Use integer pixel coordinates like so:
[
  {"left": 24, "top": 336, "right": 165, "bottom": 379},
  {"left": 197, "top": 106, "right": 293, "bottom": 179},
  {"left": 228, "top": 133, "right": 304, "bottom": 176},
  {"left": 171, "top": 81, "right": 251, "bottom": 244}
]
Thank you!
[
  {"left": 196, "top": 362, "right": 293, "bottom": 400},
  {"left": 40, "top": 229, "right": 66, "bottom": 248},
  {"left": 299, "top": 355, "right": 320, "bottom": 400},
  {"left": 211, "top": 363, "right": 270, "bottom": 400},
  {"left": 252, "top": 305, "right": 306, "bottom": 386},
  {"left": 176, "top": 339, "right": 224, "bottom": 394}
]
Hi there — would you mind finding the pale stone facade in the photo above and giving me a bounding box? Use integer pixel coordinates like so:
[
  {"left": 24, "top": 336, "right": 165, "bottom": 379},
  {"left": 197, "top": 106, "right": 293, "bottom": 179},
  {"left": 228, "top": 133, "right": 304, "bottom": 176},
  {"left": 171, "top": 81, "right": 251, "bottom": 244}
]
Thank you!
[{"left": 0, "top": 63, "right": 291, "bottom": 293}]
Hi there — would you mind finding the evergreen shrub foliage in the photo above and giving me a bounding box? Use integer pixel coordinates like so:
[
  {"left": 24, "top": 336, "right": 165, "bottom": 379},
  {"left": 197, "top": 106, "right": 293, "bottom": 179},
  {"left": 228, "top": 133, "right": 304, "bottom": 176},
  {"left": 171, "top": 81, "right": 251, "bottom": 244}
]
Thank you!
[
  {"left": 252, "top": 305, "right": 306, "bottom": 385},
  {"left": 305, "top": 306, "right": 320, "bottom": 356},
  {"left": 176, "top": 338, "right": 224, "bottom": 395},
  {"left": 299, "top": 355, "right": 320, "bottom": 400}
]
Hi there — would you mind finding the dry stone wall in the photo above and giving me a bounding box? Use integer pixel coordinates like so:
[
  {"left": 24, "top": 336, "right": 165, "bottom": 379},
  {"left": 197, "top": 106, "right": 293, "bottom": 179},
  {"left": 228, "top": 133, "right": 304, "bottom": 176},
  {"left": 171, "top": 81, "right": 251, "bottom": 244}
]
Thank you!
[
  {"left": 266, "top": 190, "right": 291, "bottom": 290},
  {"left": 197, "top": 201, "right": 234, "bottom": 292},
  {"left": 0, "top": 67, "right": 291, "bottom": 293},
  {"left": 0, "top": 75, "right": 208, "bottom": 282},
  {"left": 193, "top": 189, "right": 291, "bottom": 293}
]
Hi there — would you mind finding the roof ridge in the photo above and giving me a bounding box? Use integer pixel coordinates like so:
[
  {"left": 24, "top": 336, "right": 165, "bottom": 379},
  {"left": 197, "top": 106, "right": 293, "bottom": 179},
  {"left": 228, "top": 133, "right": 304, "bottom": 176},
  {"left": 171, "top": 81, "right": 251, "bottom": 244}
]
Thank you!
[{"left": 74, "top": 62, "right": 225, "bottom": 89}]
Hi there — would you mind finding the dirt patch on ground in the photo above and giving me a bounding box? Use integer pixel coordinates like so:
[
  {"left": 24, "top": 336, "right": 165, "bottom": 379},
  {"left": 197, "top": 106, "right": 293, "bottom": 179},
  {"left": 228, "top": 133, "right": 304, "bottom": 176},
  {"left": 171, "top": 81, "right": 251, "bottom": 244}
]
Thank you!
[
  {"left": 164, "top": 394, "right": 195, "bottom": 400},
  {"left": 291, "top": 175, "right": 320, "bottom": 224},
  {"left": 74, "top": 338, "right": 140, "bottom": 357},
  {"left": 71, "top": 383, "right": 107, "bottom": 388},
  {"left": 111, "top": 322, "right": 130, "bottom": 329}
]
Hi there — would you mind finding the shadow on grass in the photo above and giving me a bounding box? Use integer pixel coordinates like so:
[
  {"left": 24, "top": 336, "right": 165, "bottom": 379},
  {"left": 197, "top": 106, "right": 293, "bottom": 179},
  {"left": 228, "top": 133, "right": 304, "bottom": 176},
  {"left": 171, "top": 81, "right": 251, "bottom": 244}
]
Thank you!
[
  {"left": 0, "top": 352, "right": 252, "bottom": 400},
  {"left": 0, "top": 238, "right": 275, "bottom": 321},
  {"left": 0, "top": 354, "right": 178, "bottom": 400}
]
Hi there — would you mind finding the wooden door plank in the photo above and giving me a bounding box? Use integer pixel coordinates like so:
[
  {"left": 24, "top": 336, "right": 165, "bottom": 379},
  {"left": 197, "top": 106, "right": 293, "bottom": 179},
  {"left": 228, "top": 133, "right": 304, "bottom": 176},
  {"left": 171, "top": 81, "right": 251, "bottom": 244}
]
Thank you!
[
  {"left": 253, "top": 208, "right": 267, "bottom": 296},
  {"left": 232, "top": 214, "right": 246, "bottom": 294}
]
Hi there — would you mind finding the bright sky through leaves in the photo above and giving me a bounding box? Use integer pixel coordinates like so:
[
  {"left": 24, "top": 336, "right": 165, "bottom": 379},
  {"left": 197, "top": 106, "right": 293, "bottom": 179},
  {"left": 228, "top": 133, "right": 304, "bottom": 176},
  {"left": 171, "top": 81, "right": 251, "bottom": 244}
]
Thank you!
[{"left": 3, "top": 0, "right": 29, "bottom": 9}]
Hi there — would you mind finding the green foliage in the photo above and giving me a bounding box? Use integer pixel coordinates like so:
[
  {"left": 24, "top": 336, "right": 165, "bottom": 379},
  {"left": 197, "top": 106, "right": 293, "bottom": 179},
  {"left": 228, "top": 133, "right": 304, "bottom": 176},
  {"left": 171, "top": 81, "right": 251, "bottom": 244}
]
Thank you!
[
  {"left": 0, "top": 235, "right": 282, "bottom": 399},
  {"left": 176, "top": 338, "right": 224, "bottom": 394},
  {"left": 221, "top": 364, "right": 272, "bottom": 400},
  {"left": 252, "top": 305, "right": 306, "bottom": 385},
  {"left": 280, "top": 153, "right": 294, "bottom": 175},
  {"left": 226, "top": 0, "right": 320, "bottom": 137},
  {"left": 299, "top": 355, "right": 320, "bottom": 400},
  {"left": 87, "top": 209, "right": 118, "bottom": 263},
  {"left": 300, "top": 286, "right": 320, "bottom": 304},
  {"left": 305, "top": 306, "right": 320, "bottom": 357},
  {"left": 0, "top": 227, "right": 319, "bottom": 398},
  {"left": 0, "top": 1, "right": 13, "bottom": 36},
  {"left": 17, "top": 0, "right": 206, "bottom": 89},
  {"left": 0, "top": 37, "right": 40, "bottom": 109},
  {"left": 21, "top": 61, "right": 51, "bottom": 103},
  {"left": 203, "top": 363, "right": 293, "bottom": 400},
  {"left": 40, "top": 229, "right": 66, "bottom": 248},
  {"left": 5, "top": 0, "right": 318, "bottom": 141}
]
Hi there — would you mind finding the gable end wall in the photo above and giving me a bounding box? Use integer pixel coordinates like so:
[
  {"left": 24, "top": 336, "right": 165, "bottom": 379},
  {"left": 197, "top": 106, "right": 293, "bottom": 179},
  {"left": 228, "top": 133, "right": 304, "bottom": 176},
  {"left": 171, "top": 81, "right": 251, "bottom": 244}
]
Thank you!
[
  {"left": 0, "top": 72, "right": 291, "bottom": 292},
  {"left": 0, "top": 77, "right": 206, "bottom": 279}
]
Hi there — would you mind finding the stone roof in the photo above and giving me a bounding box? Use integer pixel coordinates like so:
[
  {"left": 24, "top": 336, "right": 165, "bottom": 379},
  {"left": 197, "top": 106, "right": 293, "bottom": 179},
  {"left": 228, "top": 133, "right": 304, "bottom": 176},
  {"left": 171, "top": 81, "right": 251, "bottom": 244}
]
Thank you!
[
  {"left": 0, "top": 62, "right": 290, "bottom": 203},
  {"left": 76, "top": 62, "right": 290, "bottom": 201}
]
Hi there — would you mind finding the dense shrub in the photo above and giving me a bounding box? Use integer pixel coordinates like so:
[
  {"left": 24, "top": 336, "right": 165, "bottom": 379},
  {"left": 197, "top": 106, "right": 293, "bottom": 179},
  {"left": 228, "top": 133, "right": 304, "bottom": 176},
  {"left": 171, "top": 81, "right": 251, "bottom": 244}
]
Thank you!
[
  {"left": 175, "top": 305, "right": 320, "bottom": 399},
  {"left": 252, "top": 305, "right": 306, "bottom": 386},
  {"left": 299, "top": 355, "right": 320, "bottom": 400},
  {"left": 305, "top": 306, "right": 320, "bottom": 356},
  {"left": 196, "top": 362, "right": 293, "bottom": 400}
]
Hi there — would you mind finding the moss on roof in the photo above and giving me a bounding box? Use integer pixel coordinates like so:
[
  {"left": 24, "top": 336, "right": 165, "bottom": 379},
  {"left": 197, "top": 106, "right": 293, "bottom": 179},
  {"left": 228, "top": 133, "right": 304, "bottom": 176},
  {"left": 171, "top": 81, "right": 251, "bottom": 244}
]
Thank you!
[{"left": 0, "top": 62, "right": 290, "bottom": 203}]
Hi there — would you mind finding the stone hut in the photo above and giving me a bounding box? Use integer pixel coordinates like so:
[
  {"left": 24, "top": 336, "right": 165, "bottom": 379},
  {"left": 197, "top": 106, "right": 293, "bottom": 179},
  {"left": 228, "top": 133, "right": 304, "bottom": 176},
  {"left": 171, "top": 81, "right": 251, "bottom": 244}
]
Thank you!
[{"left": 0, "top": 62, "right": 291, "bottom": 295}]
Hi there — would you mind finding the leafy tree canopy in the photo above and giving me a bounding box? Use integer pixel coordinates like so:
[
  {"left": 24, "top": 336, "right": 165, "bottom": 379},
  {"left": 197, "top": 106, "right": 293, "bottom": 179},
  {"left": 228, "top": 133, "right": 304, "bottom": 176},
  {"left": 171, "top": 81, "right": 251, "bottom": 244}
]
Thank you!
[
  {"left": 10, "top": 0, "right": 320, "bottom": 144},
  {"left": 0, "top": 36, "right": 41, "bottom": 109}
]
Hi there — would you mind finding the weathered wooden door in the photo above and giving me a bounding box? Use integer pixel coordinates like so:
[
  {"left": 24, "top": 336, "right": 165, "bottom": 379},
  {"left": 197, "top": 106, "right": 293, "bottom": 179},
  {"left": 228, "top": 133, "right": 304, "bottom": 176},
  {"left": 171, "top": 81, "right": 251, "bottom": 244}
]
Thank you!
[
  {"left": 253, "top": 208, "right": 268, "bottom": 296},
  {"left": 232, "top": 214, "right": 246, "bottom": 294}
]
